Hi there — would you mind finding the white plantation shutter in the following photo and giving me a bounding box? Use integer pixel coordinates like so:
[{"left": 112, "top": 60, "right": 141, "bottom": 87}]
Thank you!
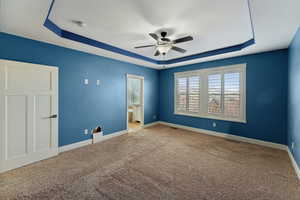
[
  {"left": 175, "top": 75, "right": 200, "bottom": 113},
  {"left": 224, "top": 72, "right": 241, "bottom": 118},
  {"left": 207, "top": 71, "right": 242, "bottom": 118},
  {"left": 208, "top": 74, "right": 222, "bottom": 114},
  {"left": 176, "top": 77, "right": 188, "bottom": 112},
  {"left": 175, "top": 64, "right": 245, "bottom": 122},
  {"left": 188, "top": 76, "right": 200, "bottom": 113}
]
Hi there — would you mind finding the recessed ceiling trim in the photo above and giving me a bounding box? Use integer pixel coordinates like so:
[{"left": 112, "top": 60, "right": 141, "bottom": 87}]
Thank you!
[{"left": 44, "top": 0, "right": 255, "bottom": 65}]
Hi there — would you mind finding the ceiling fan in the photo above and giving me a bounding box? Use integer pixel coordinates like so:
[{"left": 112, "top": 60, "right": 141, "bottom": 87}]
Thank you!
[{"left": 134, "top": 31, "right": 193, "bottom": 56}]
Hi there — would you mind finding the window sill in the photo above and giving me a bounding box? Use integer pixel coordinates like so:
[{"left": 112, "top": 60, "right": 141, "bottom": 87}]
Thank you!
[{"left": 174, "top": 112, "right": 246, "bottom": 123}]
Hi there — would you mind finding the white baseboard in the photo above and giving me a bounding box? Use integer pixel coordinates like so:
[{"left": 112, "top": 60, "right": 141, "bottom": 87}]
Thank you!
[
  {"left": 287, "top": 147, "right": 300, "bottom": 180},
  {"left": 96, "top": 130, "right": 128, "bottom": 142},
  {"left": 143, "top": 121, "right": 160, "bottom": 128},
  {"left": 59, "top": 123, "right": 160, "bottom": 153},
  {"left": 59, "top": 129, "right": 127, "bottom": 153},
  {"left": 158, "top": 121, "right": 287, "bottom": 150},
  {"left": 59, "top": 139, "right": 93, "bottom": 153}
]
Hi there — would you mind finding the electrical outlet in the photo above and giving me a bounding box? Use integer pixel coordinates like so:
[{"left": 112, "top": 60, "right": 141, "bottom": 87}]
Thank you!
[
  {"left": 84, "top": 129, "right": 89, "bottom": 135},
  {"left": 96, "top": 80, "right": 100, "bottom": 85},
  {"left": 84, "top": 79, "right": 89, "bottom": 85},
  {"left": 213, "top": 122, "right": 217, "bottom": 127},
  {"left": 292, "top": 142, "right": 295, "bottom": 150}
]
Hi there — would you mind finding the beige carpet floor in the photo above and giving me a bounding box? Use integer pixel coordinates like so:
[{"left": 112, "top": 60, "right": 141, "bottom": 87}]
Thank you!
[
  {"left": 128, "top": 122, "right": 142, "bottom": 132},
  {"left": 0, "top": 124, "right": 299, "bottom": 200}
]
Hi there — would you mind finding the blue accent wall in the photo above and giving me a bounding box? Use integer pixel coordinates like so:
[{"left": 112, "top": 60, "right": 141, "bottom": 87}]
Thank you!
[
  {"left": 0, "top": 32, "right": 290, "bottom": 148},
  {"left": 159, "top": 50, "right": 288, "bottom": 145},
  {"left": 0, "top": 32, "right": 159, "bottom": 147},
  {"left": 288, "top": 27, "right": 300, "bottom": 166}
]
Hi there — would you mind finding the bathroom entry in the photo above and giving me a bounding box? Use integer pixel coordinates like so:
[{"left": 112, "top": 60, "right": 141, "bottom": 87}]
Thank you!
[{"left": 127, "top": 74, "right": 144, "bottom": 132}]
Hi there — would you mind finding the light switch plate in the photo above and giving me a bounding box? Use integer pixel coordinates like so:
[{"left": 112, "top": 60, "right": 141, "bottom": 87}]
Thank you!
[
  {"left": 84, "top": 79, "right": 89, "bottom": 85},
  {"left": 96, "top": 80, "right": 100, "bottom": 85},
  {"left": 213, "top": 122, "right": 217, "bottom": 127},
  {"left": 84, "top": 129, "right": 89, "bottom": 135}
]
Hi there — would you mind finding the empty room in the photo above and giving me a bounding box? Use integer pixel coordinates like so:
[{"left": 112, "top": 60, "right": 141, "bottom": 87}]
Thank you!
[{"left": 0, "top": 0, "right": 300, "bottom": 199}]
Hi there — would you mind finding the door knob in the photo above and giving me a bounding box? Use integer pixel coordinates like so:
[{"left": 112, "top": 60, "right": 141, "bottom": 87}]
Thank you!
[{"left": 49, "top": 114, "right": 58, "bottom": 119}]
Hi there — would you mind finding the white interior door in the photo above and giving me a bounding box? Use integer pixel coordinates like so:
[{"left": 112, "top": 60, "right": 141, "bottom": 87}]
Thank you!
[{"left": 0, "top": 60, "right": 58, "bottom": 173}]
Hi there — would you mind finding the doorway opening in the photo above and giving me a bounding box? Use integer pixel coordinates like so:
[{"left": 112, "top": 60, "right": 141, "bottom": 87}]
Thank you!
[{"left": 126, "top": 74, "right": 144, "bottom": 132}]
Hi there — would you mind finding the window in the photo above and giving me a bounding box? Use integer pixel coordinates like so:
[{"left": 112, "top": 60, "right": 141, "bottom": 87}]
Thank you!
[
  {"left": 128, "top": 78, "right": 141, "bottom": 105},
  {"left": 175, "top": 64, "right": 246, "bottom": 123},
  {"left": 175, "top": 77, "right": 187, "bottom": 112},
  {"left": 175, "top": 75, "right": 200, "bottom": 114},
  {"left": 188, "top": 76, "right": 200, "bottom": 113},
  {"left": 208, "top": 74, "right": 222, "bottom": 114},
  {"left": 224, "top": 72, "right": 240, "bottom": 117}
]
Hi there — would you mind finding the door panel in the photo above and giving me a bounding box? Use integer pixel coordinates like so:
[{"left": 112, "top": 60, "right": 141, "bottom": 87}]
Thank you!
[
  {"left": 0, "top": 60, "right": 58, "bottom": 173},
  {"left": 31, "top": 70, "right": 52, "bottom": 91},
  {"left": 6, "top": 67, "right": 32, "bottom": 90},
  {"left": 6, "top": 95, "right": 28, "bottom": 159},
  {"left": 6, "top": 66, "right": 52, "bottom": 91},
  {"left": 35, "top": 95, "right": 52, "bottom": 152}
]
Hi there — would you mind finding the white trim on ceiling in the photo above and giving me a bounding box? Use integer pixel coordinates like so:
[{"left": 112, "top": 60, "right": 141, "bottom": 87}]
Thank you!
[{"left": 1, "top": 0, "right": 299, "bottom": 69}]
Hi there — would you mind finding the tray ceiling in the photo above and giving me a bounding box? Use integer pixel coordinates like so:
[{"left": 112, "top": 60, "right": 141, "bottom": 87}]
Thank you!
[
  {"left": 48, "top": 0, "right": 253, "bottom": 62},
  {"left": 1, "top": 0, "right": 300, "bottom": 68}
]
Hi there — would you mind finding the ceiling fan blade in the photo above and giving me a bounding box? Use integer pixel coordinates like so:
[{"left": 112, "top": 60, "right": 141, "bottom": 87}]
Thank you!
[
  {"left": 171, "top": 46, "right": 187, "bottom": 53},
  {"left": 154, "top": 50, "right": 160, "bottom": 56},
  {"left": 161, "top": 37, "right": 171, "bottom": 42},
  {"left": 173, "top": 36, "right": 193, "bottom": 44},
  {"left": 149, "top": 33, "right": 159, "bottom": 41},
  {"left": 134, "top": 44, "right": 155, "bottom": 49}
]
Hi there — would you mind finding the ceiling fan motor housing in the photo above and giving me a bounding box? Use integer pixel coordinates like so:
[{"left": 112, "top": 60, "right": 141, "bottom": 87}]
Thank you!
[{"left": 161, "top": 31, "right": 167, "bottom": 38}]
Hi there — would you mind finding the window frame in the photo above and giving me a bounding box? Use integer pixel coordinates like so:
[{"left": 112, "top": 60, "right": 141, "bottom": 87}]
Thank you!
[{"left": 174, "top": 64, "right": 246, "bottom": 123}]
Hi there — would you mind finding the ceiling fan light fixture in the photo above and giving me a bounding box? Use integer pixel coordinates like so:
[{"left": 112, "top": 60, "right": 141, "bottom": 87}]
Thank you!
[
  {"left": 156, "top": 44, "right": 172, "bottom": 54},
  {"left": 135, "top": 31, "right": 192, "bottom": 56}
]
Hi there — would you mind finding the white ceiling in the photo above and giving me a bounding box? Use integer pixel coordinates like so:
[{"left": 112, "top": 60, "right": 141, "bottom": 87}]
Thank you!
[
  {"left": 1, "top": 0, "right": 300, "bottom": 69},
  {"left": 49, "top": 0, "right": 253, "bottom": 61}
]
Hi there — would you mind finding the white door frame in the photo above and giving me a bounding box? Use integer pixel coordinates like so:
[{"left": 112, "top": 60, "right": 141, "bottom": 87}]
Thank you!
[{"left": 126, "top": 74, "right": 144, "bottom": 131}]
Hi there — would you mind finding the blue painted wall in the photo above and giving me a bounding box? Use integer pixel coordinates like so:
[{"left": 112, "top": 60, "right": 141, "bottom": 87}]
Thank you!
[
  {"left": 288, "top": 27, "right": 300, "bottom": 166},
  {"left": 0, "top": 32, "right": 159, "bottom": 147},
  {"left": 0, "top": 32, "right": 290, "bottom": 148},
  {"left": 159, "top": 50, "right": 288, "bottom": 145}
]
